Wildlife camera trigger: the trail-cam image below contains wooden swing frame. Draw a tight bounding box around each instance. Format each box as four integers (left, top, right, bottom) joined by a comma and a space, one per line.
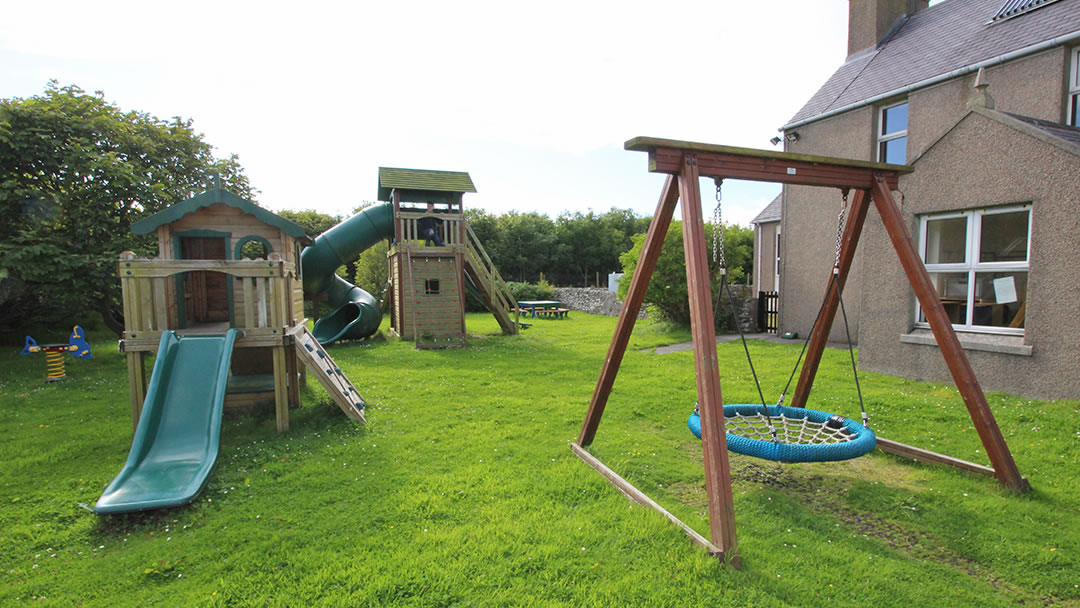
572, 137, 1029, 567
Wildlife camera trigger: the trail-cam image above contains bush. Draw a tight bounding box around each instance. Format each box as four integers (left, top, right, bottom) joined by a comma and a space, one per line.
507, 280, 555, 302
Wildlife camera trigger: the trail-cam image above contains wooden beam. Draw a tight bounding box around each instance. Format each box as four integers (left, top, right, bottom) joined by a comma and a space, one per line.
272, 345, 289, 433
869, 176, 1028, 492
570, 443, 726, 559
678, 153, 739, 564
126, 352, 148, 433
577, 175, 679, 446
790, 188, 871, 408
649, 147, 901, 190
876, 437, 999, 479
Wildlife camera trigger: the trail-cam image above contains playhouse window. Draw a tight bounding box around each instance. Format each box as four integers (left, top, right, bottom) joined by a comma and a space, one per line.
917, 205, 1030, 334
425, 279, 440, 295
236, 236, 273, 260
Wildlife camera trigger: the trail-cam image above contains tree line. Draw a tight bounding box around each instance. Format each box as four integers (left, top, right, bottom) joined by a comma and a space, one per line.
0, 83, 756, 338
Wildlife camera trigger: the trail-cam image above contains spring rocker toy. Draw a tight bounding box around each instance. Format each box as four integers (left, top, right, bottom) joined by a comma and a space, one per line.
21, 325, 93, 382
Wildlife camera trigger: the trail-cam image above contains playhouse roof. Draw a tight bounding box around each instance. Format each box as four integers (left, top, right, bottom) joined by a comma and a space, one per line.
130, 187, 308, 238
377, 167, 476, 202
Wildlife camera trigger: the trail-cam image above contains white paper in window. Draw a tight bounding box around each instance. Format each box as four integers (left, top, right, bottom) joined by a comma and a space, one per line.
993, 276, 1017, 304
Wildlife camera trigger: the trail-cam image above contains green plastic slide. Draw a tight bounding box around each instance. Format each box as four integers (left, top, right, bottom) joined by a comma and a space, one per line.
94, 330, 238, 514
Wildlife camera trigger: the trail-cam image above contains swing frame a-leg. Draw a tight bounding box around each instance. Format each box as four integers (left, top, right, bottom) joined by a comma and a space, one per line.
572, 137, 1029, 567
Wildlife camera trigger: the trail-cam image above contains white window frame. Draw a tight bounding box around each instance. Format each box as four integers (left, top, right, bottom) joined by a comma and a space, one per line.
916, 205, 1031, 336
877, 101, 908, 164
1068, 47, 1080, 127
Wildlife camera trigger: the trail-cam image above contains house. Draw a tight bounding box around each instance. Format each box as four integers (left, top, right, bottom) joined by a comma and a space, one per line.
775, 0, 1080, 400
750, 194, 782, 297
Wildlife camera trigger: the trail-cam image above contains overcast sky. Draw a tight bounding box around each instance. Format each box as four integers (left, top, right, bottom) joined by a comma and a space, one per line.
1, 0, 850, 226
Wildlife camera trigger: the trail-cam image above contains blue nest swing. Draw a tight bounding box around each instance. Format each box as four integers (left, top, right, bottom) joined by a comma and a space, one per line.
688, 404, 876, 463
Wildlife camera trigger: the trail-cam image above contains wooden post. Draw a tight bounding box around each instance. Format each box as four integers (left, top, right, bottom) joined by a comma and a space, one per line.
272, 345, 289, 432
577, 175, 679, 446
869, 176, 1027, 491
126, 352, 148, 432
285, 344, 300, 409
790, 188, 871, 408
678, 153, 739, 564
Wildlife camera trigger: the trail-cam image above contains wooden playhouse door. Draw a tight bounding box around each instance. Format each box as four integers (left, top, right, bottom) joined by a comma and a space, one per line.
180, 237, 229, 324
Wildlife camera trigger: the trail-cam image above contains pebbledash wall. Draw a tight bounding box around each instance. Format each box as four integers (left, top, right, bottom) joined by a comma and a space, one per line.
780, 46, 1079, 399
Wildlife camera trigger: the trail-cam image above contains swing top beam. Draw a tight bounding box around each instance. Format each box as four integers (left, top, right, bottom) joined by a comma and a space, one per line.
625, 136, 911, 190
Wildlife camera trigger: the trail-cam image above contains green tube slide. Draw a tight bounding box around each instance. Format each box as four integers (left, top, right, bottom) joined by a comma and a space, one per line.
301, 202, 395, 344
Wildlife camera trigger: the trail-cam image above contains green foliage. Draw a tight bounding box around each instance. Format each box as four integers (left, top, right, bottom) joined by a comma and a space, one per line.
618, 221, 754, 325
465, 207, 649, 286
0, 82, 252, 336
506, 279, 555, 302
276, 209, 341, 238
353, 239, 390, 305
1, 320, 1077, 606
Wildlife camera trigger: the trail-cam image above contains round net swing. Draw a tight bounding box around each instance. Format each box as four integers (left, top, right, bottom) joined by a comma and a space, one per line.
688, 404, 876, 463
688, 182, 876, 464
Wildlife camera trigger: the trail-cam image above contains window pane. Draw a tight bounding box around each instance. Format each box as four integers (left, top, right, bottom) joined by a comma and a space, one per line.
979, 210, 1028, 262
882, 104, 908, 135
1070, 94, 1078, 127
879, 136, 907, 164
920, 271, 969, 324
972, 271, 1026, 328
925, 217, 967, 264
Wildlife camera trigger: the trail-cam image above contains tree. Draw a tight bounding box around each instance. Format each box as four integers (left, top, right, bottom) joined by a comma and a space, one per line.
0, 82, 252, 336
276, 209, 341, 238
618, 220, 753, 325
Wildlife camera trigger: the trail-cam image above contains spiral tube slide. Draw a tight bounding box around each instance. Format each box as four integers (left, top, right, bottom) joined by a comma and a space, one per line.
301, 202, 395, 344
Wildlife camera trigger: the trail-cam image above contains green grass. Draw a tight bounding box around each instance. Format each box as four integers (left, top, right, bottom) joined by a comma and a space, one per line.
1, 313, 1077, 606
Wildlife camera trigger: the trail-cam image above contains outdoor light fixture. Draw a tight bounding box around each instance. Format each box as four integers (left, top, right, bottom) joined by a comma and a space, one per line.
786, 131, 800, 142
769, 136, 782, 146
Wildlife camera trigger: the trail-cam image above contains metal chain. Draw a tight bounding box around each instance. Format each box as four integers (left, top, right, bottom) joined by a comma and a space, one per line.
833, 188, 849, 271
713, 180, 726, 273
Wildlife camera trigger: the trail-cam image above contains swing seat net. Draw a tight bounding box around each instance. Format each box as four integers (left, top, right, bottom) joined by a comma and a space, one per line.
688, 404, 877, 463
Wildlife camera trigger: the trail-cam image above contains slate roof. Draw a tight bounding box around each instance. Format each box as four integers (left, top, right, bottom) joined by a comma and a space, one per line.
1003, 112, 1080, 149
377, 167, 476, 202
751, 194, 782, 224
786, 0, 1080, 127
130, 187, 308, 237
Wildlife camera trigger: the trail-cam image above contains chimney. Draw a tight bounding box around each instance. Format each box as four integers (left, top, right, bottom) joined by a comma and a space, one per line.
848, 0, 929, 57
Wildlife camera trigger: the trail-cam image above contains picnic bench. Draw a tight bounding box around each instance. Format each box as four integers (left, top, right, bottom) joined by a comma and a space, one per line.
516, 300, 570, 319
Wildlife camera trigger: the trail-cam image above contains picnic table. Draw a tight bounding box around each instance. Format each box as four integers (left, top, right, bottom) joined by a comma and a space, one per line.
517, 300, 569, 319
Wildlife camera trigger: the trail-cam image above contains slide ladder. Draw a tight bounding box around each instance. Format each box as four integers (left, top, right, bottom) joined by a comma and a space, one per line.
463, 221, 519, 334
290, 325, 367, 423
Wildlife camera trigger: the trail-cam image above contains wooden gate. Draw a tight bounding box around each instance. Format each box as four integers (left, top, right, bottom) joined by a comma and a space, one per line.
757, 290, 778, 333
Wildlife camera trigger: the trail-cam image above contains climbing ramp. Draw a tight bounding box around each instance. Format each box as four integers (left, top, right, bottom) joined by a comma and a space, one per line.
290, 325, 367, 423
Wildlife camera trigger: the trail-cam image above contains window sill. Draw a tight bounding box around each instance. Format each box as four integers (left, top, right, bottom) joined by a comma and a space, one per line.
899, 329, 1032, 356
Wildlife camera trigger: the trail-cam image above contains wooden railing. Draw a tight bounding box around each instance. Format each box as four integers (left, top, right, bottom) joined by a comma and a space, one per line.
397, 212, 464, 247
117, 251, 296, 347
464, 222, 517, 328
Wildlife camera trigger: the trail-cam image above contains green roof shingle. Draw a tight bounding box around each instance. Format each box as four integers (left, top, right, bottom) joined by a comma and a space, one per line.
130, 187, 308, 238
377, 167, 476, 202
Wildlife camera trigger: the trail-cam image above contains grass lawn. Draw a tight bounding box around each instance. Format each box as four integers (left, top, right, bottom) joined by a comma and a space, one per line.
1, 312, 1077, 607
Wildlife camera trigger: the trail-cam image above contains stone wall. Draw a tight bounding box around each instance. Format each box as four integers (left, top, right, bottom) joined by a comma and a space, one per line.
554, 286, 759, 330
553, 287, 645, 318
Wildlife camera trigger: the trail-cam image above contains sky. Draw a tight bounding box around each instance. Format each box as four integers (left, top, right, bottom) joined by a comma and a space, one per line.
0, 0, 850, 227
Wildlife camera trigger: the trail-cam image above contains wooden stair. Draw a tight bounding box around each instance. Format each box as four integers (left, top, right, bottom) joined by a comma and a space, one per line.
463, 222, 519, 335
289, 325, 367, 423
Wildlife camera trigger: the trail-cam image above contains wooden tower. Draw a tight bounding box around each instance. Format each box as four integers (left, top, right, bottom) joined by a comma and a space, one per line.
380, 168, 518, 349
